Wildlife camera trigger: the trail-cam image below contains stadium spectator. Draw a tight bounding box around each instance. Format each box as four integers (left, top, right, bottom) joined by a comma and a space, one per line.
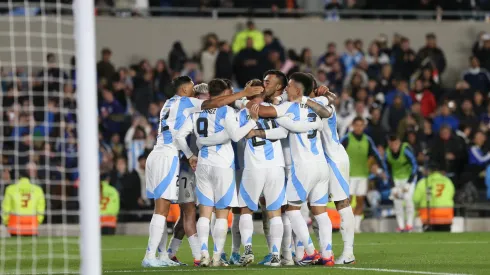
456, 100, 480, 133
385, 79, 412, 108
392, 37, 416, 81
340, 39, 363, 75
365, 106, 387, 146
462, 56, 490, 93
232, 20, 265, 54
201, 40, 219, 83
132, 70, 154, 117
168, 41, 188, 73
416, 33, 447, 75
233, 37, 266, 87
381, 95, 407, 133
410, 79, 437, 118
378, 64, 395, 94
429, 125, 468, 182
215, 41, 233, 80
473, 91, 487, 116
97, 48, 116, 82
317, 42, 338, 66
480, 102, 490, 129
475, 33, 490, 72
365, 41, 390, 79
262, 29, 285, 63
99, 89, 126, 138
124, 117, 152, 172
153, 60, 172, 100
327, 60, 345, 93
121, 152, 151, 211
444, 80, 472, 103
433, 104, 460, 132
299, 47, 314, 74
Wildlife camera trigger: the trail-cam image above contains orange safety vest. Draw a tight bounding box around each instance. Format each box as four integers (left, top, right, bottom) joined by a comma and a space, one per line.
100, 215, 117, 228
418, 208, 454, 225
326, 209, 341, 230
8, 215, 39, 236
167, 204, 181, 223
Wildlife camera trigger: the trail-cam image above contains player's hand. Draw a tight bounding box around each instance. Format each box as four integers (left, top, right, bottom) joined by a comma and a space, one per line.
188, 155, 198, 171
316, 85, 330, 96
244, 83, 263, 97
249, 104, 259, 121
246, 130, 256, 139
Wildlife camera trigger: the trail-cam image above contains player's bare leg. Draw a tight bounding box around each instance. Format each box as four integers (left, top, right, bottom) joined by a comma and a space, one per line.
196, 205, 214, 267
230, 207, 242, 265
334, 198, 356, 265
352, 195, 365, 233
211, 208, 231, 267
143, 198, 177, 267
310, 205, 334, 266
286, 204, 320, 265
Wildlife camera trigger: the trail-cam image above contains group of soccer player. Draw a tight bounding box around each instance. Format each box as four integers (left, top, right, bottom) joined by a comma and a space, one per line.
141, 70, 358, 268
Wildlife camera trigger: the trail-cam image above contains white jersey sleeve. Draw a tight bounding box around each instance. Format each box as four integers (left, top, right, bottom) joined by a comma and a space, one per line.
175, 116, 194, 159
224, 107, 256, 142
275, 116, 323, 133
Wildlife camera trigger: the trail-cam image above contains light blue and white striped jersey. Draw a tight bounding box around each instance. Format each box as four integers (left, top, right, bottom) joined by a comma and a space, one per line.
273, 100, 326, 164
127, 140, 146, 172
310, 98, 350, 162
179, 105, 256, 169
156, 95, 204, 151
238, 103, 287, 169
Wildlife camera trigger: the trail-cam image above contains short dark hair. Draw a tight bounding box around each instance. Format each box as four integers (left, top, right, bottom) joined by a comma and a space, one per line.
221, 78, 233, 90
208, 79, 228, 97
246, 79, 263, 87
387, 133, 399, 142
426, 33, 436, 39
289, 72, 313, 96
306, 73, 318, 92
352, 116, 365, 124
102, 48, 112, 55
263, 29, 273, 36
47, 53, 55, 63
263, 70, 288, 90
172, 76, 193, 93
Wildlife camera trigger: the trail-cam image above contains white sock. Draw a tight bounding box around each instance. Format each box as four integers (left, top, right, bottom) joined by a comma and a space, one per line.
212, 218, 228, 258
166, 237, 182, 259
405, 198, 415, 228
295, 236, 304, 260
393, 199, 405, 229
287, 210, 315, 255
145, 214, 166, 260
314, 212, 333, 258
339, 206, 354, 255
210, 212, 216, 236
157, 222, 169, 259
197, 217, 210, 257
354, 215, 362, 232
231, 213, 241, 254
239, 213, 253, 247
188, 234, 201, 261
281, 214, 293, 260
269, 216, 283, 256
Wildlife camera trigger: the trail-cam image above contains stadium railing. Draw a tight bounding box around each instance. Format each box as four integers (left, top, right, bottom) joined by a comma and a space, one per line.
2, 4, 490, 21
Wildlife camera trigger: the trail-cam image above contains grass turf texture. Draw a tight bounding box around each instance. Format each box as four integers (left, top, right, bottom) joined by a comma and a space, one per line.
2, 232, 490, 274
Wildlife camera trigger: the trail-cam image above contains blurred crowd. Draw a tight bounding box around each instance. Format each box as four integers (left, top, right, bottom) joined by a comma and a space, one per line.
1, 20, 490, 221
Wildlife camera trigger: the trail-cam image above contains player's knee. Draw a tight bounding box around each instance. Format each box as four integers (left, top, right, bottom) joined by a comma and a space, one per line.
240, 207, 253, 215
335, 198, 350, 210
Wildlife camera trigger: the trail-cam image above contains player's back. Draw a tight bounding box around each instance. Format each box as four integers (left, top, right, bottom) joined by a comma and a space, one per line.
238, 107, 285, 169
274, 101, 325, 164
155, 95, 202, 151
190, 105, 235, 169
317, 104, 349, 162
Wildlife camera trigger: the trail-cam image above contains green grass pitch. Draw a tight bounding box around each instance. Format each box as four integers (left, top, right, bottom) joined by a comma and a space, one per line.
2, 232, 490, 274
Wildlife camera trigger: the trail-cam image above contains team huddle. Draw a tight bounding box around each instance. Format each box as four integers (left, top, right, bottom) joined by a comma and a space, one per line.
141, 71, 356, 268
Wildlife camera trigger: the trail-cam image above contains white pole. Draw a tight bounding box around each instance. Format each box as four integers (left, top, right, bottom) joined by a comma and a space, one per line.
74, 0, 101, 275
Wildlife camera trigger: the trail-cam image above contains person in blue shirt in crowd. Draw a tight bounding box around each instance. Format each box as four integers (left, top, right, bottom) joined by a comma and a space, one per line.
433, 104, 460, 132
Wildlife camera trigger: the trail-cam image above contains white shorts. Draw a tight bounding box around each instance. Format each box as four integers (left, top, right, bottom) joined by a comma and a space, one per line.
350, 177, 368, 196
287, 161, 329, 206
195, 164, 238, 209
327, 157, 350, 202
177, 165, 196, 204
393, 179, 415, 200
239, 167, 286, 211
145, 150, 180, 201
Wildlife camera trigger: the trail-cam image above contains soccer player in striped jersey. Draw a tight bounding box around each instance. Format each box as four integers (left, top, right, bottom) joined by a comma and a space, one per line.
142, 76, 262, 268
175, 79, 260, 267
246, 72, 331, 265
277, 81, 357, 265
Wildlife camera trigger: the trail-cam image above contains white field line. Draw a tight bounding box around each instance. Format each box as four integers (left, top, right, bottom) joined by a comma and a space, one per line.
3, 266, 472, 275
